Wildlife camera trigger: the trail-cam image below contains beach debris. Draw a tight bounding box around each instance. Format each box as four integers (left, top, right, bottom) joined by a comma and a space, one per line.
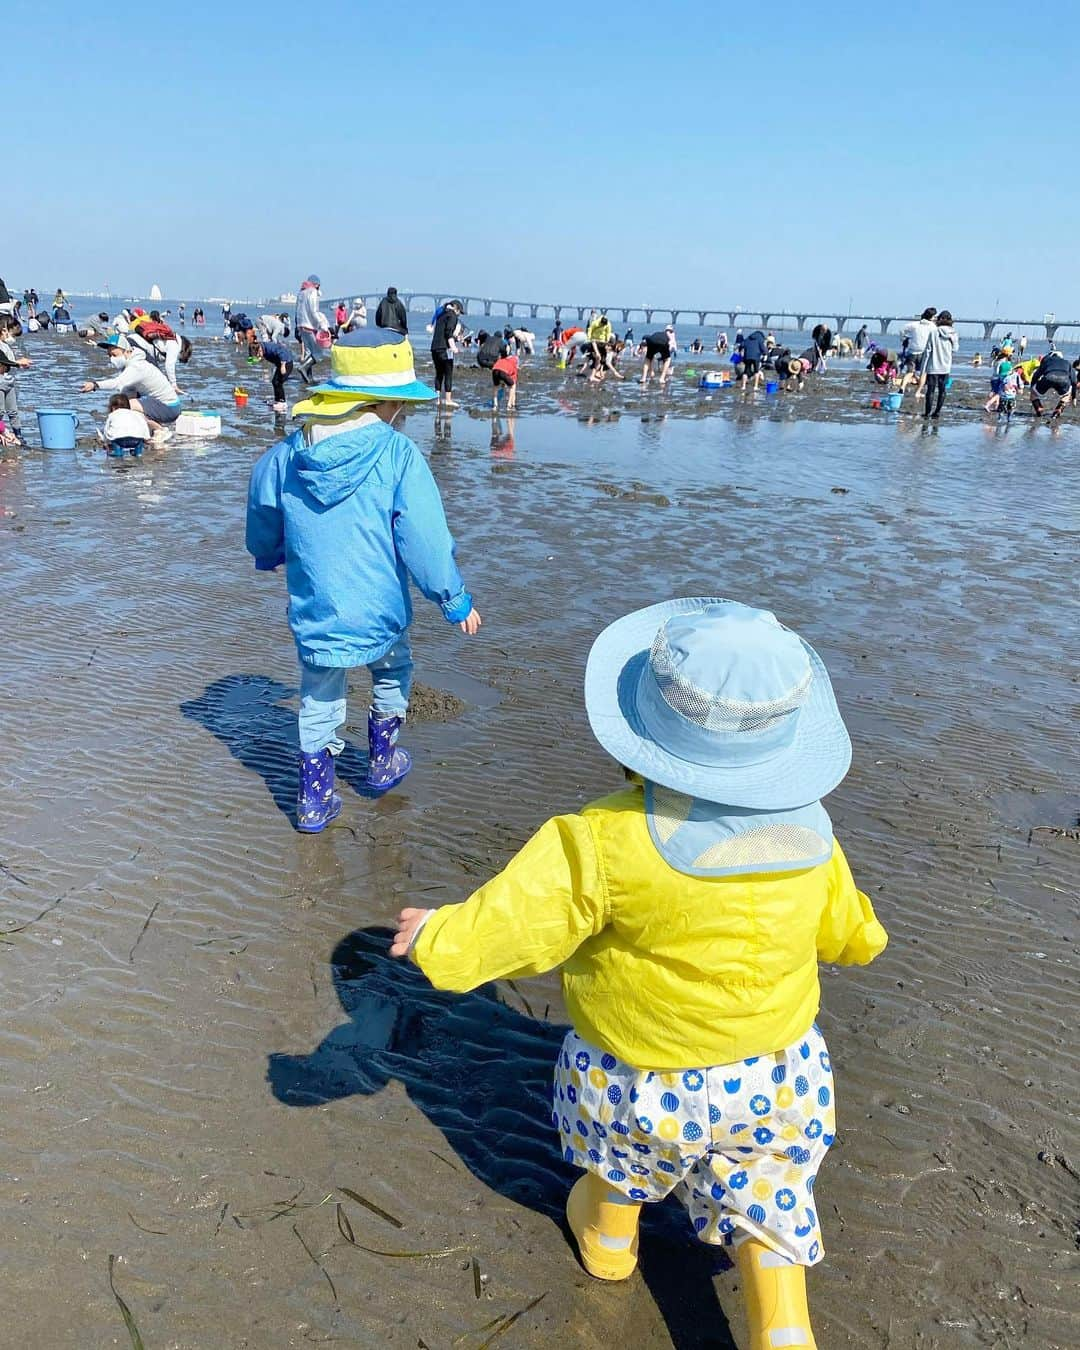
477, 1292, 548, 1347
429, 1149, 459, 1173
3, 886, 73, 935
108, 1255, 146, 1350
472, 1256, 483, 1299
335, 1204, 464, 1259
451, 1314, 505, 1346
0, 859, 31, 887
1038, 1150, 1080, 1182
128, 899, 161, 962
504, 978, 535, 1019
292, 1223, 338, 1306
234, 1188, 333, 1228
830, 486, 850, 494
336, 1203, 356, 1245
1028, 825, 1080, 844
127, 1211, 169, 1235
338, 1186, 404, 1229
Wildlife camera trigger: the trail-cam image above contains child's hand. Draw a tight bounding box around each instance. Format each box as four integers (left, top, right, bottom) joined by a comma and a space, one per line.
79, 382, 95, 393
459, 608, 482, 636
17, 358, 31, 369
390, 907, 433, 958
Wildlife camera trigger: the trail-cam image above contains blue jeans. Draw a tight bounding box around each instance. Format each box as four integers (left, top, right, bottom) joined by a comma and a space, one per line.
298, 328, 323, 366
298, 640, 413, 755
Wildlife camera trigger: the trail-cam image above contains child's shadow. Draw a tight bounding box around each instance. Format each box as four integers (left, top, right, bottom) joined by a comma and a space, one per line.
268, 927, 736, 1350
180, 674, 373, 823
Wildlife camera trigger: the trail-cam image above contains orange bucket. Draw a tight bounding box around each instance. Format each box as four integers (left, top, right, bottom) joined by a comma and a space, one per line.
233, 387, 249, 408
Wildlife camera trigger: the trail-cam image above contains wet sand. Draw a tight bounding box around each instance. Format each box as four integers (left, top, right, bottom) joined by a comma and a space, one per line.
1, 334, 1078, 1348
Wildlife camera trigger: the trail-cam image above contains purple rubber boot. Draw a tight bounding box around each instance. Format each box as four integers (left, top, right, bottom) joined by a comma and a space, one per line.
366, 712, 412, 793
296, 749, 342, 833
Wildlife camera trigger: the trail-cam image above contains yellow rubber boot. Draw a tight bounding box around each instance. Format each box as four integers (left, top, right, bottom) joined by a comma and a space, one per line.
565, 1172, 642, 1281
735, 1239, 817, 1349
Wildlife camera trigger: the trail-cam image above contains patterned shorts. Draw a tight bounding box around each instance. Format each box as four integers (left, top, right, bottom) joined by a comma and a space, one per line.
552, 1025, 836, 1265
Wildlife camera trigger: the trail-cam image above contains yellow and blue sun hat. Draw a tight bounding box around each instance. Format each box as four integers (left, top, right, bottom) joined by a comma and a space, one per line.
292, 329, 435, 418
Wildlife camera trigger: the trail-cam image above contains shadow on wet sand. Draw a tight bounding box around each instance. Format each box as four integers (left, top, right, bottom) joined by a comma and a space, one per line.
268, 927, 737, 1350
180, 673, 374, 823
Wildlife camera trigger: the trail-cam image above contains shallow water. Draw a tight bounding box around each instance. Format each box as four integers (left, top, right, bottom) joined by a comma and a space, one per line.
1, 334, 1078, 1348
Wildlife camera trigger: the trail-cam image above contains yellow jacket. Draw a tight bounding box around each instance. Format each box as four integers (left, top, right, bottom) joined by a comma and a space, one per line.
412, 787, 888, 1071
587, 318, 613, 344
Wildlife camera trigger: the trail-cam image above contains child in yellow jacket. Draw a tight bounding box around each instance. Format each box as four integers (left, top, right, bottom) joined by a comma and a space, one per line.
392, 599, 887, 1350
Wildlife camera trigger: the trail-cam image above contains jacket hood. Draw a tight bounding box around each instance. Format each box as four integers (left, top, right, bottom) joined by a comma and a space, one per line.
293, 422, 394, 507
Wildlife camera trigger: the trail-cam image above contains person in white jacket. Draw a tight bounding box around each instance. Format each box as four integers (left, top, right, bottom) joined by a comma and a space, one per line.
898, 307, 937, 393
79, 336, 183, 431
294, 275, 330, 383
921, 311, 960, 419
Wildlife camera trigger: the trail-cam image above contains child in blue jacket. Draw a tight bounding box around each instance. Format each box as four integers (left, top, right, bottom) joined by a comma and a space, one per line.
245, 330, 481, 831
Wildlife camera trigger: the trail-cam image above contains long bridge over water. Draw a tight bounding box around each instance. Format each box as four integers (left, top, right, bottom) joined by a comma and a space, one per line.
348, 292, 1076, 342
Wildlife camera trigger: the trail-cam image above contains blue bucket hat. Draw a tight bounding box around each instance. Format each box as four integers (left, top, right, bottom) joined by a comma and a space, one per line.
584, 598, 851, 811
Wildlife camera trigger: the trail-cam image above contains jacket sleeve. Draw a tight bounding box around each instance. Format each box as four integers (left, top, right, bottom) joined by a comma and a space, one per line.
816, 841, 888, 966
93, 363, 140, 394
245, 443, 287, 571
411, 814, 608, 992
391, 441, 472, 621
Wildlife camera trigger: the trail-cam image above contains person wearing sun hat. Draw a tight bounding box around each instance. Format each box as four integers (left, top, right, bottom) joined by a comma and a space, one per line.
391, 598, 887, 1349
245, 329, 482, 832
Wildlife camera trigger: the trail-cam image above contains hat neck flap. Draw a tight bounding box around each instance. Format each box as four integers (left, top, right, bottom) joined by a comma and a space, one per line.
644, 781, 833, 878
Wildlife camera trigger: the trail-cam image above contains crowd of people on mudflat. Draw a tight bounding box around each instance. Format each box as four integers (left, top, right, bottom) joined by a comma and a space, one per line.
865, 307, 1078, 420
2, 270, 1078, 448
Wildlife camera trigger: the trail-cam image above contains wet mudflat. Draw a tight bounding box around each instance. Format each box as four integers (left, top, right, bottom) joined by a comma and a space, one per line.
1, 335, 1078, 1348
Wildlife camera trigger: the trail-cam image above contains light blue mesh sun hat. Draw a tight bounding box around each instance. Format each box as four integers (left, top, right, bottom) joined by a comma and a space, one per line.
585, 599, 851, 875
584, 598, 851, 812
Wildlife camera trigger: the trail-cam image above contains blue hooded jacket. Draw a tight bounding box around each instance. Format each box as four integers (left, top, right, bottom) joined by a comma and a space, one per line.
245, 422, 472, 667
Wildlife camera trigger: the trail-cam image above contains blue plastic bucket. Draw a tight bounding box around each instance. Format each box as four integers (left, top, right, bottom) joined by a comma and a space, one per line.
883, 391, 903, 411
699, 373, 723, 389
765, 380, 779, 394
36, 409, 79, 449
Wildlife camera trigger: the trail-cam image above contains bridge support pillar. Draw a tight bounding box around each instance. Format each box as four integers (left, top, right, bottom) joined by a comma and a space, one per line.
697, 311, 707, 325
553, 306, 562, 323
878, 317, 892, 334
576, 307, 586, 322
620, 309, 630, 323
483, 300, 492, 316
507, 303, 516, 318
529, 304, 539, 319
982, 321, 995, 340
671, 310, 681, 325
728, 312, 738, 327
761, 314, 771, 330
1045, 322, 1059, 343
834, 317, 846, 333
795, 315, 807, 331
645, 309, 654, 323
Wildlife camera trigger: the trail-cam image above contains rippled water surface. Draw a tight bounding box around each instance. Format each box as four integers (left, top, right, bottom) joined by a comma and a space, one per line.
1, 333, 1077, 1348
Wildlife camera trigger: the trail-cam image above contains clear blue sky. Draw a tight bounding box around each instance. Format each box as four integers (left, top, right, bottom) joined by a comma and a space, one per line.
6, 1, 1075, 316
